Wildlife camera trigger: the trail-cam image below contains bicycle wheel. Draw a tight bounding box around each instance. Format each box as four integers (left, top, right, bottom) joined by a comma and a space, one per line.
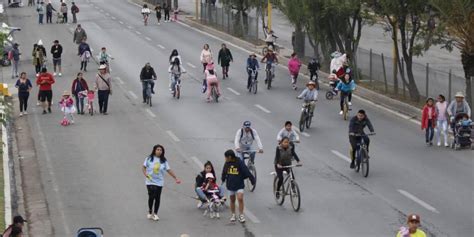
325, 91, 333, 100
176, 85, 180, 99
148, 95, 152, 107
343, 100, 348, 120
306, 112, 312, 129
273, 176, 285, 205
355, 149, 361, 173
248, 80, 253, 93
252, 80, 258, 94
246, 161, 257, 192
360, 148, 369, 177
267, 71, 272, 89
299, 111, 306, 132
212, 87, 219, 103
289, 180, 301, 212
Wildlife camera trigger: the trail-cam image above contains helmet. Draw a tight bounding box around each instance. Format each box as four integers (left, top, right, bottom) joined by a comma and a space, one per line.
205, 173, 215, 179
243, 121, 251, 128
206, 63, 214, 70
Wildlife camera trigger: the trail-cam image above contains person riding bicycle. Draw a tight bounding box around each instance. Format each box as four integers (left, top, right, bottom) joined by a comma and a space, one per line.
141, 4, 151, 24
168, 58, 183, 93
261, 49, 278, 84
349, 110, 375, 169
335, 72, 356, 115
205, 63, 221, 102
297, 81, 318, 116
277, 121, 300, 158
139, 63, 157, 103
234, 121, 263, 162
246, 53, 260, 89
264, 29, 277, 49
274, 137, 301, 199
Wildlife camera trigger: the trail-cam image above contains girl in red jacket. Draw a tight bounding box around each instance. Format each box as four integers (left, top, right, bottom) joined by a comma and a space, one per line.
421, 98, 437, 146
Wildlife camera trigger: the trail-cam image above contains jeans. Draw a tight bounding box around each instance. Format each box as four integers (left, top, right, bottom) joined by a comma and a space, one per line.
74, 95, 84, 114
38, 14, 44, 24
349, 135, 370, 162
97, 90, 110, 113
340, 91, 351, 110
18, 92, 29, 112
11, 60, 18, 78
141, 80, 155, 101
46, 12, 52, 23
72, 13, 77, 23
425, 119, 435, 143
247, 70, 258, 88
195, 186, 225, 202
436, 120, 448, 144
147, 185, 163, 214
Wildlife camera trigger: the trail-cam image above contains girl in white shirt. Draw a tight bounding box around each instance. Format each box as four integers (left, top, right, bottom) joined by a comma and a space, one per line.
435, 94, 449, 147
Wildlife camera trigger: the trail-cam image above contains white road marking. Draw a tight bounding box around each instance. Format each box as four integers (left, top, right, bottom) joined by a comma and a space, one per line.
145, 109, 156, 118
119, 21, 124, 25
127, 25, 133, 29
190, 156, 204, 170
135, 31, 142, 35
105, 13, 110, 16
186, 62, 196, 68
2, 125, 12, 226
301, 132, 310, 137
99, 9, 104, 12
398, 189, 439, 213
157, 44, 165, 49
331, 150, 351, 163
111, 16, 116, 20
227, 87, 240, 95
128, 91, 138, 99
255, 104, 271, 113
145, 37, 152, 41
115, 77, 124, 85
94, 6, 99, 9
166, 130, 181, 142
244, 208, 261, 224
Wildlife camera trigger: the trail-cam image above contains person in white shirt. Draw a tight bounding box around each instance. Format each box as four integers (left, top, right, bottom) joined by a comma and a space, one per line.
234, 121, 263, 162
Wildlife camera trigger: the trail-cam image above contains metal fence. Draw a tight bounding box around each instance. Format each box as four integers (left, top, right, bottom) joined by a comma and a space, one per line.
200, 3, 259, 44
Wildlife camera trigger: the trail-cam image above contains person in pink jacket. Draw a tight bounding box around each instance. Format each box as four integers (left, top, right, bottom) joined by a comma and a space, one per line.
288, 53, 302, 90
205, 63, 220, 102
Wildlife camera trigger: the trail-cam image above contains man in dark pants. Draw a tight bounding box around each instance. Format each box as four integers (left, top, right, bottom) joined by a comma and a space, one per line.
163, 3, 170, 22
36, 67, 55, 114
348, 110, 375, 169
95, 64, 112, 115
140, 63, 157, 103
45, 2, 56, 24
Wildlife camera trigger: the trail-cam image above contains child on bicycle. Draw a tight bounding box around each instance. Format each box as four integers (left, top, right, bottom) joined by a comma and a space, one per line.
168, 58, 183, 92
297, 81, 318, 116
205, 63, 220, 102
59, 91, 75, 125
274, 137, 301, 198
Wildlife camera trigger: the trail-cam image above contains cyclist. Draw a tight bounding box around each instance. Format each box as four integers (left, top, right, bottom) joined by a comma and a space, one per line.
274, 137, 301, 198
335, 72, 356, 115
264, 29, 276, 49
139, 63, 157, 103
261, 48, 278, 84
168, 58, 183, 94
246, 53, 259, 89
308, 58, 321, 88
234, 121, 263, 162
276, 121, 300, 157
205, 63, 220, 102
348, 110, 375, 169
297, 81, 318, 116
141, 4, 151, 25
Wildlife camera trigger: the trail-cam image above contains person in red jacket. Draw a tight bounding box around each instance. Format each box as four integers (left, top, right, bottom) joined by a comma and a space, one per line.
421, 98, 437, 146
36, 67, 55, 114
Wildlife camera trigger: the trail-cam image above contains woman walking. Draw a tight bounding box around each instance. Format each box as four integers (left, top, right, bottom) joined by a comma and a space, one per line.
200, 44, 213, 72
154, 4, 162, 25
71, 72, 89, 115
15, 72, 32, 117
217, 43, 233, 79
95, 64, 112, 115
421, 98, 437, 146
194, 161, 225, 207
142, 144, 181, 221
435, 94, 449, 147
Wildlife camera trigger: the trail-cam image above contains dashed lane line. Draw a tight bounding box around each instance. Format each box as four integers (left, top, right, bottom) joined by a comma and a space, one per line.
330, 150, 351, 163
157, 44, 165, 49
186, 62, 196, 68
166, 130, 181, 142
398, 189, 440, 214
227, 87, 240, 96
255, 104, 271, 114
145, 109, 156, 118
145, 37, 152, 41
128, 91, 138, 99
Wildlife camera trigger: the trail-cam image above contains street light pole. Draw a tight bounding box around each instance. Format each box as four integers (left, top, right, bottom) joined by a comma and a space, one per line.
267, 0, 272, 31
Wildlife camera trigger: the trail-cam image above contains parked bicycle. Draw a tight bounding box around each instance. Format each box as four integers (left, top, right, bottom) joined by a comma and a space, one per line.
241, 150, 257, 192
248, 68, 258, 94
272, 164, 302, 212
351, 133, 375, 177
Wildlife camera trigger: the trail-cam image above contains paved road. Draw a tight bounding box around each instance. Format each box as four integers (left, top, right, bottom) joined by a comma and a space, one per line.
6, 0, 473, 236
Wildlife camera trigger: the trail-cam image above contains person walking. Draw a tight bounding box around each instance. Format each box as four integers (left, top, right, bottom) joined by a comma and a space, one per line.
36, 67, 55, 114
45, 1, 56, 24
60, 2, 68, 23
32, 40, 47, 76
200, 44, 213, 72
50, 40, 63, 76
154, 4, 162, 25
71, 2, 79, 23
36, 2, 45, 24
435, 94, 449, 147
396, 214, 426, 237
15, 72, 33, 117
142, 144, 181, 221
307, 57, 321, 88
95, 64, 112, 115
9, 43, 20, 78
221, 149, 255, 223
421, 98, 437, 146
78, 39, 91, 72
288, 52, 302, 90
163, 3, 170, 22
194, 161, 226, 207
73, 24, 87, 44
71, 72, 89, 115
2, 215, 27, 237
217, 43, 233, 79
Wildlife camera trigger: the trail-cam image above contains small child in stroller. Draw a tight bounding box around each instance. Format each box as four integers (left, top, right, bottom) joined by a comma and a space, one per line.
452, 113, 473, 149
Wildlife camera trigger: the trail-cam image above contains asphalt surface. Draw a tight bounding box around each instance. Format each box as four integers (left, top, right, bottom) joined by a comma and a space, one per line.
5, 0, 473, 236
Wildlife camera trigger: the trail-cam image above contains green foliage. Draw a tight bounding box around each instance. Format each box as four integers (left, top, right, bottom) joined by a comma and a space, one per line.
0, 32, 7, 54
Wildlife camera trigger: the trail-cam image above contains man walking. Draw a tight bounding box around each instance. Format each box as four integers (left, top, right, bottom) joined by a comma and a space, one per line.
163, 3, 170, 22
73, 24, 87, 44
71, 2, 79, 23
95, 65, 112, 115
50, 40, 63, 76
45, 1, 56, 24
36, 1, 45, 24
9, 43, 20, 78
36, 67, 55, 114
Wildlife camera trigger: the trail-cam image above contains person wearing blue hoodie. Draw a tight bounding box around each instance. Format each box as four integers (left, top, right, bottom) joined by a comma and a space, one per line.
336, 72, 356, 115
221, 149, 255, 223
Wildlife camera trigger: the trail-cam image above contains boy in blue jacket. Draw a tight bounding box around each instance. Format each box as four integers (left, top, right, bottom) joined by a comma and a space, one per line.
221, 149, 255, 223
336, 73, 356, 115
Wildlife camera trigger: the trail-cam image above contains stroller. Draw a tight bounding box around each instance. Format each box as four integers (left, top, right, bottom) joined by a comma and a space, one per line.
202, 189, 223, 219
325, 72, 340, 100
452, 113, 473, 150
56, 12, 64, 24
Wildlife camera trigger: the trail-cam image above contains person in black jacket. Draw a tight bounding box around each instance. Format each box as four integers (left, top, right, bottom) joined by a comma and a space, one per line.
139, 63, 157, 103
221, 149, 255, 223
163, 3, 170, 22
51, 40, 63, 76
348, 110, 375, 169
194, 161, 225, 207
45, 2, 56, 24
307, 58, 321, 85
274, 137, 301, 198
217, 43, 233, 79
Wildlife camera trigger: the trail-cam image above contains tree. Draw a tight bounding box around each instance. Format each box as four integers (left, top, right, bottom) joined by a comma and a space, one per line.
430, 0, 474, 112
220, 0, 264, 38
274, 0, 309, 57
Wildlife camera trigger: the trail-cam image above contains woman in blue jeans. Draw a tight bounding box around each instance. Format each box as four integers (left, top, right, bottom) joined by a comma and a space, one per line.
71, 72, 89, 114
195, 161, 225, 207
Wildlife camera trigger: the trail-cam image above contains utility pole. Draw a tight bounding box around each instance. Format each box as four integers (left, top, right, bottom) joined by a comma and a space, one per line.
267, 0, 272, 31
195, 0, 199, 20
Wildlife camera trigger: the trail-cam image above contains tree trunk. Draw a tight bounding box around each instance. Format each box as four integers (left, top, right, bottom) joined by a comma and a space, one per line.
461, 50, 474, 117
294, 22, 305, 57
404, 58, 420, 102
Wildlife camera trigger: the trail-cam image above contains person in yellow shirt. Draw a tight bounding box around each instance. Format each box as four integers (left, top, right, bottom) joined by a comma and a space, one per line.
396, 214, 427, 237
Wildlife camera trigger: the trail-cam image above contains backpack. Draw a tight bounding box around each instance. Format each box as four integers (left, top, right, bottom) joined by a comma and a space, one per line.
75, 6, 80, 13
239, 128, 254, 140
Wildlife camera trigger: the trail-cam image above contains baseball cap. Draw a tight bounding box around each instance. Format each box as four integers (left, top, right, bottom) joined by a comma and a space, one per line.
13, 215, 27, 224
407, 214, 420, 222
243, 121, 251, 128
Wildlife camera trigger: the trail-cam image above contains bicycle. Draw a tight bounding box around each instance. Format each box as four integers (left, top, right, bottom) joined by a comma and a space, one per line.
351, 133, 375, 178
142, 79, 154, 107
298, 100, 314, 132
247, 68, 258, 94
171, 72, 183, 99
272, 163, 302, 212
265, 63, 275, 90
341, 92, 351, 120
143, 14, 149, 26
210, 82, 219, 103
262, 27, 280, 55
240, 150, 257, 192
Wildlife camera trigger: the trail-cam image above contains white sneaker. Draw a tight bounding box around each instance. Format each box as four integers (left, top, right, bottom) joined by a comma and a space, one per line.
348, 102, 352, 106
53, 72, 57, 76
230, 213, 236, 222
238, 214, 246, 223
339, 111, 343, 115
210, 212, 215, 219
36, 73, 39, 76
58, 73, 62, 77
444, 143, 449, 147
19, 112, 23, 117
437, 142, 441, 146
152, 214, 160, 221
23, 111, 28, 115
215, 212, 220, 219
147, 213, 153, 219
70, 120, 75, 124
197, 201, 205, 209
36, 102, 40, 106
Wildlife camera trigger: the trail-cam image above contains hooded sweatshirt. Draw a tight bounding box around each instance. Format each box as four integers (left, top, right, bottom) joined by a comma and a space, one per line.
221, 158, 255, 191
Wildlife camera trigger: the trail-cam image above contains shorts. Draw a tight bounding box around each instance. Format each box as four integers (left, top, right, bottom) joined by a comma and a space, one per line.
39, 90, 52, 102
53, 58, 61, 66
228, 189, 244, 196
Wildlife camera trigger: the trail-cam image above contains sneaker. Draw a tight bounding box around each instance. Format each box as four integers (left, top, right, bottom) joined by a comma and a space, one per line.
53, 72, 57, 76
23, 111, 28, 115
19, 112, 23, 117
444, 143, 449, 147
230, 213, 236, 222
216, 212, 220, 219
437, 142, 441, 147
152, 214, 159, 221
42, 110, 47, 114
350, 161, 355, 169
426, 142, 430, 146
348, 102, 352, 106
429, 142, 433, 146
339, 111, 343, 115
197, 201, 205, 209
275, 190, 281, 199
210, 212, 215, 219
238, 214, 246, 223
147, 213, 153, 219
48, 108, 52, 113
59, 73, 62, 77
70, 120, 75, 124
37, 102, 40, 106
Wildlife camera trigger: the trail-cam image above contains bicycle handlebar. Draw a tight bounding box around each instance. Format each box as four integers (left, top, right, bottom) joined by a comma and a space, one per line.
279, 164, 302, 168
349, 133, 376, 137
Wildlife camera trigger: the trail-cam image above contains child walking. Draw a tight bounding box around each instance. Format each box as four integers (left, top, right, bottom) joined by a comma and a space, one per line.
435, 94, 449, 147
421, 98, 437, 146
59, 91, 76, 125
